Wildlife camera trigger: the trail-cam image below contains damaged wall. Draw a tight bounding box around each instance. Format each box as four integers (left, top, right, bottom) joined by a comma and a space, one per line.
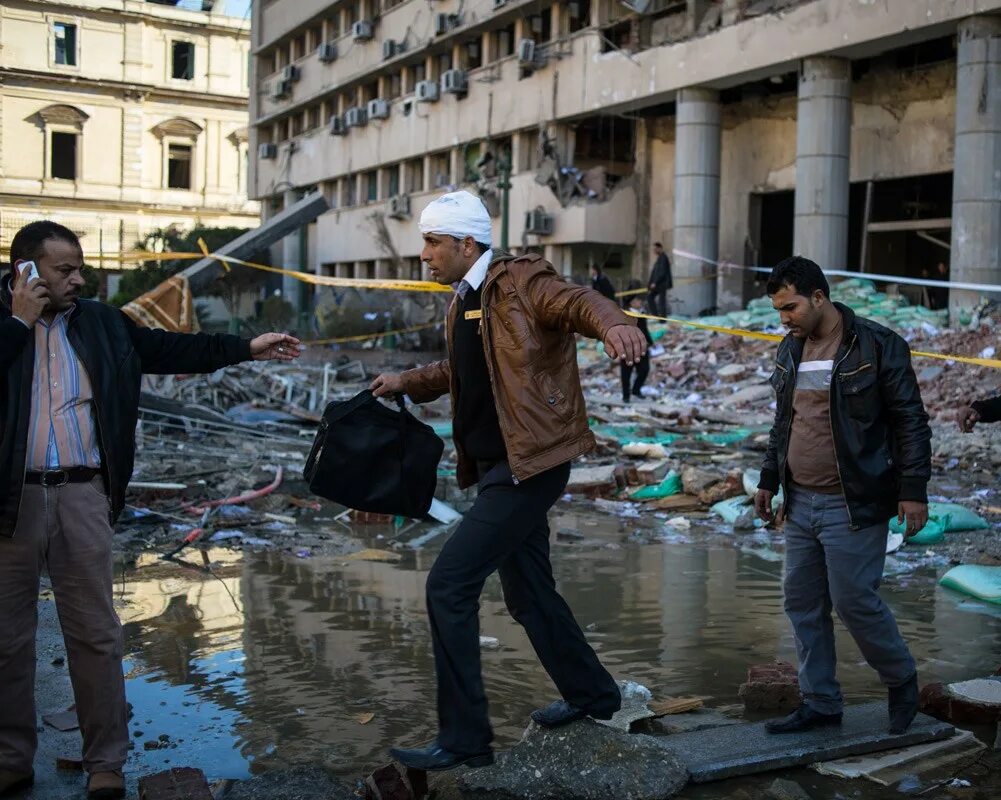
643, 59, 957, 312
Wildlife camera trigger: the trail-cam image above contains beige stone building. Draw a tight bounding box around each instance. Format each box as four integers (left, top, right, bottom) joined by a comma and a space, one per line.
250, 0, 1000, 315
0, 0, 259, 270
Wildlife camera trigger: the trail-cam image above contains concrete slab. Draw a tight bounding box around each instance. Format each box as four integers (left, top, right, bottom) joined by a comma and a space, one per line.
660, 702, 955, 783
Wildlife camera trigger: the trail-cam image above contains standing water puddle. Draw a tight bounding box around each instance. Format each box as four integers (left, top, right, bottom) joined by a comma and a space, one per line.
117, 506, 1001, 782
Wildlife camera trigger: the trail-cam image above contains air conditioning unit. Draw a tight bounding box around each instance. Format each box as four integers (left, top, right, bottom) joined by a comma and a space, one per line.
317, 41, 338, 62
352, 20, 374, 41
441, 68, 467, 95
524, 208, 554, 235
382, 39, 405, 60
517, 38, 536, 66
367, 98, 390, 120
270, 78, 291, 100
415, 79, 440, 103
258, 142, 277, 159
388, 194, 411, 219
328, 115, 346, 136
280, 64, 300, 83
344, 106, 368, 128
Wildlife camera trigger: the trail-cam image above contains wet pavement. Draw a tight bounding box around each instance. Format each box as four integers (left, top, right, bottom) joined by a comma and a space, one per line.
26, 504, 1001, 798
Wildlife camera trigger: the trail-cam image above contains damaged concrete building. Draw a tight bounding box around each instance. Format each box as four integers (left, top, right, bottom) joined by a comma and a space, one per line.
249, 0, 1001, 317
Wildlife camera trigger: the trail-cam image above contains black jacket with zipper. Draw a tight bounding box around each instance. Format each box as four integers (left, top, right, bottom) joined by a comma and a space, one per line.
757, 303, 931, 530
0, 275, 251, 538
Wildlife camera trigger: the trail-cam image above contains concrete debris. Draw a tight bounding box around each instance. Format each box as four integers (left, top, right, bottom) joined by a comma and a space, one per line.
138, 767, 213, 800
215, 766, 356, 800
921, 677, 1001, 725
812, 728, 984, 786
453, 720, 689, 800
765, 777, 813, 800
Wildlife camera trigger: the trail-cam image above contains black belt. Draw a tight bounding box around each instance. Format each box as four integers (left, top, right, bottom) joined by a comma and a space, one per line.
24, 468, 102, 488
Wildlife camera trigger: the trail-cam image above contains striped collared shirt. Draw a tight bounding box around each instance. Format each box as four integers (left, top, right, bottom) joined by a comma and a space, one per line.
27, 308, 102, 470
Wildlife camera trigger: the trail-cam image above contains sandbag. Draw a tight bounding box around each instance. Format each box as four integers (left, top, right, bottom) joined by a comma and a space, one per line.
631, 471, 682, 500
890, 514, 950, 545
889, 502, 989, 542
939, 565, 1001, 605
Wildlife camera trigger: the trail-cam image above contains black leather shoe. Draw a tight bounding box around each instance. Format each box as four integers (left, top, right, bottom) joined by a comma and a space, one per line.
889, 674, 919, 734
764, 704, 843, 734
531, 700, 591, 727
389, 740, 493, 772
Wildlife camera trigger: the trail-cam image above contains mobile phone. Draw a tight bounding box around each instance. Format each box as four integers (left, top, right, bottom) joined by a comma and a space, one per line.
16, 261, 40, 283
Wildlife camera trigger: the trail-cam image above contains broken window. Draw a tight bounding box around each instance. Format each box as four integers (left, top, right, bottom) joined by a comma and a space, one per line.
413, 63, 426, 84
53, 22, 77, 66
343, 176, 356, 207
166, 143, 192, 189
494, 25, 515, 60
529, 13, 552, 42
436, 52, 453, 79
465, 39, 483, 70
387, 72, 402, 100
429, 152, 451, 188
364, 170, 378, 203
50, 131, 78, 180
172, 41, 195, 80
404, 158, 424, 193
519, 128, 541, 172
568, 0, 591, 33
306, 106, 321, 130
385, 165, 400, 198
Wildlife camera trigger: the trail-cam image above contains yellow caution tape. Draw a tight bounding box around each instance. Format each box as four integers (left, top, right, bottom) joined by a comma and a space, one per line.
626, 311, 1001, 369
305, 320, 443, 345
47, 246, 1001, 369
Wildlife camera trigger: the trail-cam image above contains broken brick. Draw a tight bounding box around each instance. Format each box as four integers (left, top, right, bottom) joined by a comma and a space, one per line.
739, 662, 801, 712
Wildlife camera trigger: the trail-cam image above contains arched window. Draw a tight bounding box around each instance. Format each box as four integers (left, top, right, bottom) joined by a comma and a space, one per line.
37, 104, 89, 182
151, 118, 202, 191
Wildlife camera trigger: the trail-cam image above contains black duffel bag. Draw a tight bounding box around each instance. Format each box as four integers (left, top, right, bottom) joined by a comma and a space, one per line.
304, 390, 445, 518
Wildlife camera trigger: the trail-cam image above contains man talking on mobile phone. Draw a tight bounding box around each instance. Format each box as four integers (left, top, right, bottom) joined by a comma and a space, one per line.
0, 221, 301, 798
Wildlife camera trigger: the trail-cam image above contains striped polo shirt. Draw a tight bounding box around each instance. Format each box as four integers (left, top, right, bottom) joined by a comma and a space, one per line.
26, 308, 102, 470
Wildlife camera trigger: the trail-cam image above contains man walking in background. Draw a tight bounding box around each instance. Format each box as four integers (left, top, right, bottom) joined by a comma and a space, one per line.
371, 191, 646, 771
648, 242, 672, 317
0, 221, 301, 798
754, 256, 931, 737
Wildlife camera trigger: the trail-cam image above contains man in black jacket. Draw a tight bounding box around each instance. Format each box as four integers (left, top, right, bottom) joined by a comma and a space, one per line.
589, 264, 616, 302
0, 221, 300, 798
960, 395, 1001, 431
754, 256, 931, 738
647, 242, 672, 317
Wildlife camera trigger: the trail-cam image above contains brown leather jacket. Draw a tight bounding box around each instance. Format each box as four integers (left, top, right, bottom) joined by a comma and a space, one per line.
401, 252, 634, 488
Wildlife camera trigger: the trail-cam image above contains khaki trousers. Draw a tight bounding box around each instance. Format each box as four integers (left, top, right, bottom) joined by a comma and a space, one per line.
0, 477, 127, 774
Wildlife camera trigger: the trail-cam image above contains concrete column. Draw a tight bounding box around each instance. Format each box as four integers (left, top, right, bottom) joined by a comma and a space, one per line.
281, 189, 303, 310
794, 56, 851, 270
673, 87, 721, 316
950, 16, 1001, 316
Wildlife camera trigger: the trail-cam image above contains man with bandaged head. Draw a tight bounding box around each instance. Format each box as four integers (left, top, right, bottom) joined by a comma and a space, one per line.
372, 191, 647, 771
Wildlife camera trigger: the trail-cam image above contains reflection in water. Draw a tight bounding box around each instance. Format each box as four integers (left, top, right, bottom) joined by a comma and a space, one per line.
118, 509, 1001, 780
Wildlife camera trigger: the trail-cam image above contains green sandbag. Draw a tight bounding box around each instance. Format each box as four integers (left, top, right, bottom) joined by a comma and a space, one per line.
939, 565, 1001, 605
888, 504, 988, 540
631, 471, 682, 500
889, 514, 950, 545
712, 495, 753, 524
698, 429, 753, 446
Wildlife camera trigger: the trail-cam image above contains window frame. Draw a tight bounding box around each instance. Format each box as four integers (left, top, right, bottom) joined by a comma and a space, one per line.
170, 39, 197, 82
49, 17, 81, 71
165, 141, 195, 191
47, 128, 80, 182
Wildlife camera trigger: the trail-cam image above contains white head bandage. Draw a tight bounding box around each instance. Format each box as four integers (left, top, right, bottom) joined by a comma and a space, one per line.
418, 191, 493, 247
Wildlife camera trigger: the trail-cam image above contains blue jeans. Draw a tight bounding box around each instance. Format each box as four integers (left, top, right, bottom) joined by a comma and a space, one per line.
783, 485, 916, 715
